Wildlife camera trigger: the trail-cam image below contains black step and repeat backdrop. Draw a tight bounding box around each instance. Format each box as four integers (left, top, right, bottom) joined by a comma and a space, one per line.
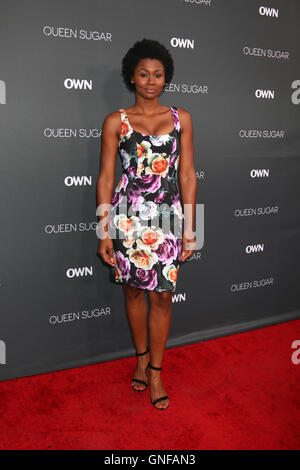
1, 0, 299, 381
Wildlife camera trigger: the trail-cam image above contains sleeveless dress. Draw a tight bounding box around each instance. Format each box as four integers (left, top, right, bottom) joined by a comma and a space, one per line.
109, 106, 185, 293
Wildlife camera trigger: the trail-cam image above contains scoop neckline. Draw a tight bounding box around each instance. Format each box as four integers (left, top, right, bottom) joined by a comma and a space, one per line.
122, 106, 175, 138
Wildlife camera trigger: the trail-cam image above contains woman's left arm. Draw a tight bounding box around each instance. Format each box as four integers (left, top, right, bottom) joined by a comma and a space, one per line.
178, 108, 197, 261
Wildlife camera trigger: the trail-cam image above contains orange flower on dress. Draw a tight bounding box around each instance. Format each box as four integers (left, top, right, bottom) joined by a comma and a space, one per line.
114, 214, 141, 235
163, 264, 178, 284
127, 247, 159, 270
169, 267, 178, 282
152, 157, 168, 175
120, 121, 130, 140
137, 227, 164, 251
145, 153, 169, 177
142, 229, 158, 245
136, 144, 144, 159
119, 218, 134, 233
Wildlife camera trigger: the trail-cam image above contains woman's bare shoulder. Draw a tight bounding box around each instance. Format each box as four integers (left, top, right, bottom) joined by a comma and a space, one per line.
103, 109, 122, 124
102, 110, 122, 136
176, 106, 191, 118
176, 106, 193, 131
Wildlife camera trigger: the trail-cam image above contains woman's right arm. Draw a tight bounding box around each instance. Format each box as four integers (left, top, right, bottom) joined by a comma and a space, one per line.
96, 111, 120, 266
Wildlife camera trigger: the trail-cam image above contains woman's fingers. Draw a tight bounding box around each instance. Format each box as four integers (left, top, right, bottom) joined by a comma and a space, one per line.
180, 238, 196, 261
108, 248, 117, 266
106, 248, 116, 266
180, 250, 192, 262
100, 247, 117, 266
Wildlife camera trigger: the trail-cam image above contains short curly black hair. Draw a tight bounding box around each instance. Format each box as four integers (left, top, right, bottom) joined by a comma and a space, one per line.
121, 38, 174, 94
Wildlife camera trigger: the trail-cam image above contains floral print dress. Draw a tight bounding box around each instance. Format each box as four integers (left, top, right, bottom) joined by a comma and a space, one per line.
109, 106, 185, 292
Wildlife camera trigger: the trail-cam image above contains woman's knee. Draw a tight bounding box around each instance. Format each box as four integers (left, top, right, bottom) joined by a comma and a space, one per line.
149, 291, 172, 310
123, 284, 145, 301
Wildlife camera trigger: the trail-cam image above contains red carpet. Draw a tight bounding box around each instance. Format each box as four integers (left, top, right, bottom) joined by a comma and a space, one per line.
0, 319, 299, 450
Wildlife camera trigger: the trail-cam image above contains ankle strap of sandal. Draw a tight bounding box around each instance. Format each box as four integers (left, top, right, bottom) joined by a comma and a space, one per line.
148, 362, 162, 371
136, 346, 149, 356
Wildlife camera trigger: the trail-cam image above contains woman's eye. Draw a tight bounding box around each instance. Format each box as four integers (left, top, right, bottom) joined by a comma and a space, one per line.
140, 74, 162, 78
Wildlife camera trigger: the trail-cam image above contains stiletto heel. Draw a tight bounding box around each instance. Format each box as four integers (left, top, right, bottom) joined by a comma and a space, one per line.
131, 346, 150, 392
146, 362, 169, 410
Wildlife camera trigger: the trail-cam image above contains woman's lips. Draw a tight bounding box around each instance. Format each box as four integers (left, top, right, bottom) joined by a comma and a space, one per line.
146, 88, 156, 93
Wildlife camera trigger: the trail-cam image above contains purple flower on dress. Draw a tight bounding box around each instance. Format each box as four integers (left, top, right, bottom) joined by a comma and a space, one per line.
171, 136, 177, 153
111, 191, 123, 209
172, 107, 181, 132
127, 166, 136, 179
115, 250, 131, 281
111, 172, 130, 208
134, 175, 161, 194
154, 189, 167, 204
127, 187, 144, 209
131, 267, 158, 290
177, 237, 182, 257
172, 190, 181, 206
153, 232, 178, 266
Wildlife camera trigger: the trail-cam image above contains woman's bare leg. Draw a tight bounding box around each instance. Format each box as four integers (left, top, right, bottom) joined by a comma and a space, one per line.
122, 284, 149, 390
147, 290, 172, 409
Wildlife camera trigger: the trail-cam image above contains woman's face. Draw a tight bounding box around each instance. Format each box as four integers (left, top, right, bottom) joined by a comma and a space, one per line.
131, 58, 165, 98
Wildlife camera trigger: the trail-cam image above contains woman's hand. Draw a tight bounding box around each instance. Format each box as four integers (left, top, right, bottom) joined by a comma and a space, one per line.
98, 237, 117, 267
180, 232, 196, 262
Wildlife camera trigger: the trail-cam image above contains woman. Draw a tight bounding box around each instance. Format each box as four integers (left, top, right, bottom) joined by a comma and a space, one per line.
97, 39, 197, 410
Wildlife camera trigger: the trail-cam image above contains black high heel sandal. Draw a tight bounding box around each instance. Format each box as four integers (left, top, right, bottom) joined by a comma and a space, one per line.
131, 346, 150, 392
146, 362, 169, 410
